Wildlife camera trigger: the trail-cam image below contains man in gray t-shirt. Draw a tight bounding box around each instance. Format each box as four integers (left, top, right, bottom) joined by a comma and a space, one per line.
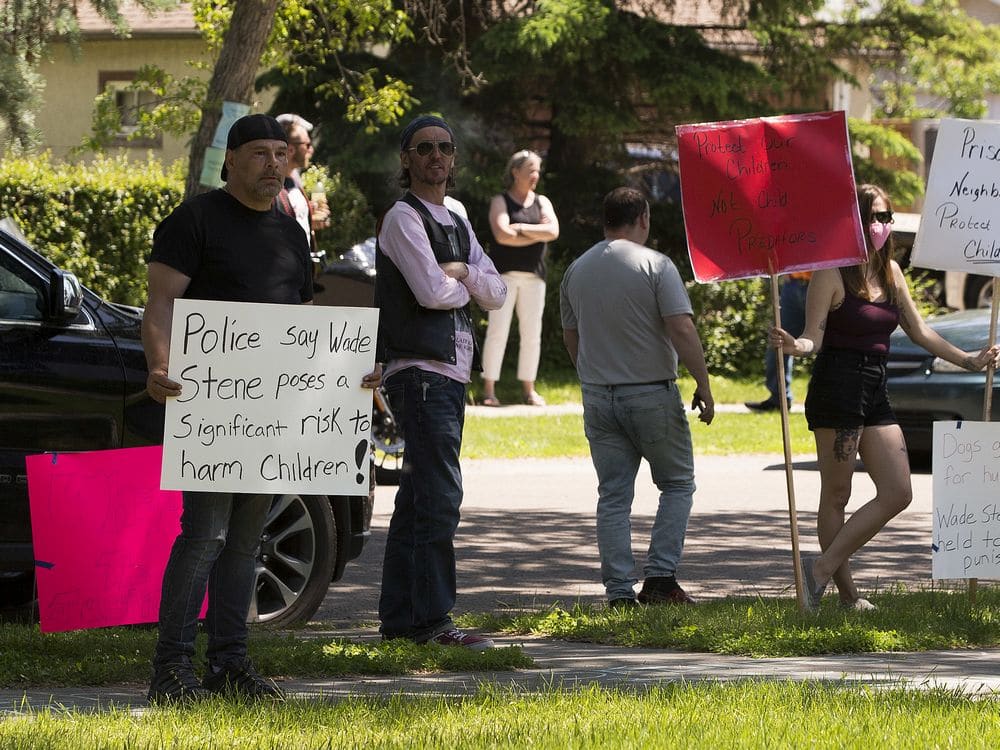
559, 187, 715, 609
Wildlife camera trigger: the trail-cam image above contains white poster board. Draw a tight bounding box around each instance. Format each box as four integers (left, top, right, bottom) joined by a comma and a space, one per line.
931, 421, 1000, 579
161, 299, 378, 495
911, 118, 1000, 275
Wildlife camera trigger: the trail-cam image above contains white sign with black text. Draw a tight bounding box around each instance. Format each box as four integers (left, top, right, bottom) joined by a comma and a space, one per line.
911, 117, 1000, 276
161, 299, 378, 495
931, 420, 1000, 580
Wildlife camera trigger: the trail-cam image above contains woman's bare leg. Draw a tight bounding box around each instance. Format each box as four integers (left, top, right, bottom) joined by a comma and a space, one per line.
812, 427, 861, 599
812, 424, 912, 595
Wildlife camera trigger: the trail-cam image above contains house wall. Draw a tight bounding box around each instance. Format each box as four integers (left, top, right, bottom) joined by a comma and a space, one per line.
36, 37, 274, 167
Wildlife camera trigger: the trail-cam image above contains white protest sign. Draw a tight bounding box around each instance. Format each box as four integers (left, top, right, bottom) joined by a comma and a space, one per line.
161, 299, 378, 495
911, 118, 1000, 275
931, 421, 1000, 579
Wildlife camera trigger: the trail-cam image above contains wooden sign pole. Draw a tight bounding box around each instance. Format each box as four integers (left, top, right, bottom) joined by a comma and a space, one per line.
771, 273, 806, 611
970, 278, 1000, 605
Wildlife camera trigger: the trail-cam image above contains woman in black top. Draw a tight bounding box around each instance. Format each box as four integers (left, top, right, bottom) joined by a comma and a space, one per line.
481, 150, 559, 406
773, 184, 999, 612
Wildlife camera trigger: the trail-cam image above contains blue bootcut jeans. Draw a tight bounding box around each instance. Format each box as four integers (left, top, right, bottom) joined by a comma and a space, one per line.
153, 491, 271, 669
581, 382, 696, 601
378, 367, 466, 642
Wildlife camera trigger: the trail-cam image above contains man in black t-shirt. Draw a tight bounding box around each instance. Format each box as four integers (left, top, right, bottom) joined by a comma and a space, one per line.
142, 115, 380, 705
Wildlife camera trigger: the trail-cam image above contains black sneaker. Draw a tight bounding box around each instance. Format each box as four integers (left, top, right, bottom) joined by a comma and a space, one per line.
147, 661, 212, 705
638, 576, 696, 605
202, 659, 285, 701
745, 399, 782, 412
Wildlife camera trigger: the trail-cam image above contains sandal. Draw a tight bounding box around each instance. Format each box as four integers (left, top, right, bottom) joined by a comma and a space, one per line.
522, 392, 546, 406
481, 395, 502, 407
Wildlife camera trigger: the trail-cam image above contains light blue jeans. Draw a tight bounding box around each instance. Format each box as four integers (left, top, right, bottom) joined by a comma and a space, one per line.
582, 382, 695, 601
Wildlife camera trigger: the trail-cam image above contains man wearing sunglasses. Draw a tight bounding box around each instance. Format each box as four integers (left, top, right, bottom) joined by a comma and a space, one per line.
375, 114, 507, 650
275, 113, 330, 251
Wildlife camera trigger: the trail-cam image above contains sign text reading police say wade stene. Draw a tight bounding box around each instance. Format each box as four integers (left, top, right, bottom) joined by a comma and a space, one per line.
160, 299, 378, 495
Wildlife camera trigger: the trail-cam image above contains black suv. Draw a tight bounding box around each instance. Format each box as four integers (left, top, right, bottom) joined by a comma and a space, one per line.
0, 222, 372, 625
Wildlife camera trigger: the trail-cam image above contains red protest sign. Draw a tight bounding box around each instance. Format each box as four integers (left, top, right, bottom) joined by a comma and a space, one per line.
676, 111, 866, 282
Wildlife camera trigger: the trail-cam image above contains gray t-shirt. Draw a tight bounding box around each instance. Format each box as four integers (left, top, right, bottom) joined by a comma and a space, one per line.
559, 238, 692, 385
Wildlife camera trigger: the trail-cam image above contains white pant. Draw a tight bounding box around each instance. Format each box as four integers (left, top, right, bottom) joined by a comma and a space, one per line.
481, 271, 546, 382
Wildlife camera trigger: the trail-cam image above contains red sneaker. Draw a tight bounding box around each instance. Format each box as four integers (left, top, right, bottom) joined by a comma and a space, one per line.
429, 628, 495, 651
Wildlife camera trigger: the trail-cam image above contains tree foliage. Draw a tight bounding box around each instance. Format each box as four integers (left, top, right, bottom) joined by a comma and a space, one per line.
1, 0, 174, 148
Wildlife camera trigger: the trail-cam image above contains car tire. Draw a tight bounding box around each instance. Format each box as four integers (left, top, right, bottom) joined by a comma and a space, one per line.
964, 275, 994, 310
250, 494, 337, 627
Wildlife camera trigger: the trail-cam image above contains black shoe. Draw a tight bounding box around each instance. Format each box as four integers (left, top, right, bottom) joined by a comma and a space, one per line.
608, 597, 639, 610
202, 658, 285, 701
745, 399, 781, 412
147, 660, 213, 705
638, 576, 696, 605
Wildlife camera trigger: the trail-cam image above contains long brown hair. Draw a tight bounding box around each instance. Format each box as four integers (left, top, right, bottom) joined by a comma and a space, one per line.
840, 183, 898, 306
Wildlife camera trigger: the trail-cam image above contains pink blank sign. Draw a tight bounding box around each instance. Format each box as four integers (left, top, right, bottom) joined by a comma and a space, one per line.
26, 445, 183, 633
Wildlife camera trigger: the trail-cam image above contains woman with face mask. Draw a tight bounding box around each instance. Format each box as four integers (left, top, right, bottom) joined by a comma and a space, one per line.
772, 183, 1000, 612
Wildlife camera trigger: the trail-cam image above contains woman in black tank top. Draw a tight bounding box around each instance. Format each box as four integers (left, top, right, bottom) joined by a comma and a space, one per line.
771, 184, 999, 613
480, 150, 560, 407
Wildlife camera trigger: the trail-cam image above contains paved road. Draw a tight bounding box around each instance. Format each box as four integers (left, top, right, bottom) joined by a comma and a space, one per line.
316, 452, 936, 625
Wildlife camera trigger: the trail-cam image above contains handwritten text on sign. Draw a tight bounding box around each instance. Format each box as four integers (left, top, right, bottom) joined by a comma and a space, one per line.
932, 421, 1000, 579
162, 299, 378, 495
676, 111, 866, 282
911, 118, 1000, 276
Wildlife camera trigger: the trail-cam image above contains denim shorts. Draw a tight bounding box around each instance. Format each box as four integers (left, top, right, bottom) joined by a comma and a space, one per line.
804, 348, 896, 430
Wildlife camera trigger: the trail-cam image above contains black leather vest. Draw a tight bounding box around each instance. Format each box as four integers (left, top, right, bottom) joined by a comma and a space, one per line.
375, 193, 481, 370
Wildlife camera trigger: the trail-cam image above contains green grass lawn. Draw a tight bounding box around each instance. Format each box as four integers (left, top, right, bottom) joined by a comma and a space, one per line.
0, 625, 530, 687
461, 587, 1000, 657
463, 410, 816, 458
2, 683, 999, 749
463, 369, 816, 458
4, 589, 999, 688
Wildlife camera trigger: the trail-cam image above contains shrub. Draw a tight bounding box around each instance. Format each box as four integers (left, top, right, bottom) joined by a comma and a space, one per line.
0, 154, 375, 308
688, 277, 771, 378
0, 153, 183, 307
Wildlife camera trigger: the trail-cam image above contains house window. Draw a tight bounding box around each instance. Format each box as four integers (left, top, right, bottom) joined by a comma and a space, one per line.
98, 71, 162, 148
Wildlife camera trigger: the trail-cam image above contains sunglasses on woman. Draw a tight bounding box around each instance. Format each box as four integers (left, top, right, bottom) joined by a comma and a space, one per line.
872, 210, 894, 224
408, 140, 456, 157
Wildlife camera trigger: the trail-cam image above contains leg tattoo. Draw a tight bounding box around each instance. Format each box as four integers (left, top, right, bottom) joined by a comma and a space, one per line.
833, 427, 860, 462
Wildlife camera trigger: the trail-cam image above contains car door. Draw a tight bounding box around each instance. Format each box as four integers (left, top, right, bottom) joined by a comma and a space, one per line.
0, 239, 127, 570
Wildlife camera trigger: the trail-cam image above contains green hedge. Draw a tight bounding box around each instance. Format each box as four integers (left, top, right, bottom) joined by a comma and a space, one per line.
0, 153, 183, 307
0, 154, 375, 308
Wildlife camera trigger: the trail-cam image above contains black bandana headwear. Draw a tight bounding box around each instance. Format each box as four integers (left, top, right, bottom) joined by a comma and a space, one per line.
399, 115, 454, 151
221, 114, 287, 181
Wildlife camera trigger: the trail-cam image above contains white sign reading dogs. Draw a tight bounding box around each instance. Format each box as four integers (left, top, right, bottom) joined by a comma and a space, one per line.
932, 421, 1000, 580
911, 117, 1000, 275
161, 299, 378, 495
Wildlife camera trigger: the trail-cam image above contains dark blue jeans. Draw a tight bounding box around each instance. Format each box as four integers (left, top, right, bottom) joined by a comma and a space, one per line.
378, 367, 466, 642
153, 491, 271, 669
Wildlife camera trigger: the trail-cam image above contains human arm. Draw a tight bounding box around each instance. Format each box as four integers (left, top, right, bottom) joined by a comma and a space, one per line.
511, 195, 560, 243
562, 327, 579, 367
771, 268, 840, 357
450, 217, 508, 312
378, 205, 474, 310
663, 313, 715, 425
488, 193, 558, 246
141, 262, 191, 403
892, 262, 1000, 370
361, 363, 382, 389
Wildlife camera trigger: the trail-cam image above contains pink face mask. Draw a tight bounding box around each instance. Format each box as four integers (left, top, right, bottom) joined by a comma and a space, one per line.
869, 220, 892, 251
